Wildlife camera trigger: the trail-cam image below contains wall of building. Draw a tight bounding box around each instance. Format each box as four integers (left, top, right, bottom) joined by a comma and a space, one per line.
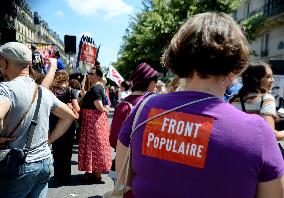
236, 0, 284, 62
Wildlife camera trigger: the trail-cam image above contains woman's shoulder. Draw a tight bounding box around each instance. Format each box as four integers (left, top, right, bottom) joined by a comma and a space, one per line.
262, 93, 275, 101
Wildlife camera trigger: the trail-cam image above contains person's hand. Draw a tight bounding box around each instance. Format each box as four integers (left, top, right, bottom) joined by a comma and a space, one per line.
67, 103, 80, 119
103, 107, 109, 113
0, 137, 16, 148
80, 90, 86, 98
48, 58, 57, 69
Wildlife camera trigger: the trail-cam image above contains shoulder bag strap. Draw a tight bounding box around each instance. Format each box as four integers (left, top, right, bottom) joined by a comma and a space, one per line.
7, 84, 39, 137
114, 94, 154, 187
25, 86, 42, 149
260, 94, 264, 108
239, 94, 246, 112
131, 96, 219, 139
120, 101, 133, 109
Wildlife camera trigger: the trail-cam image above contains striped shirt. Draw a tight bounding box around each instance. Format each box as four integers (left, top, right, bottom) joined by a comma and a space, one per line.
230, 93, 276, 117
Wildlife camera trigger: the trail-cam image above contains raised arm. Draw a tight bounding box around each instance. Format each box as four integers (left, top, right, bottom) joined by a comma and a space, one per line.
40, 58, 57, 89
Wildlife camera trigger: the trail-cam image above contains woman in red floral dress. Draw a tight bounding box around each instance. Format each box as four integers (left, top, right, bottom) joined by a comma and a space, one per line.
78, 67, 111, 184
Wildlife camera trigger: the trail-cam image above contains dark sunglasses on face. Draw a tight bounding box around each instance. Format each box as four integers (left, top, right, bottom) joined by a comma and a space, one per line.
88, 72, 95, 76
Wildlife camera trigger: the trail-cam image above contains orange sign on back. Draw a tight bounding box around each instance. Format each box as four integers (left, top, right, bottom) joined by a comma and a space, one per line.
142, 108, 214, 168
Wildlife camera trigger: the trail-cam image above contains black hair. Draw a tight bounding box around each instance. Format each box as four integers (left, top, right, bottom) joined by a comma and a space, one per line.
54, 51, 60, 58
121, 81, 131, 91
131, 76, 158, 92
93, 67, 103, 78
239, 61, 271, 96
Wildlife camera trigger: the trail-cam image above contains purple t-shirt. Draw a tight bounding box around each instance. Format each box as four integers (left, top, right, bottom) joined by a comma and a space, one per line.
119, 91, 284, 198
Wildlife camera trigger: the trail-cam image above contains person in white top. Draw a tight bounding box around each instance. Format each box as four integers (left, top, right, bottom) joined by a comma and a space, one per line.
118, 81, 131, 102
230, 61, 284, 140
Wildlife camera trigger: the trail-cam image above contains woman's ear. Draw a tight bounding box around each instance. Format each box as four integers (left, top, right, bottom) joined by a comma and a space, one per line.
3, 59, 9, 70
227, 72, 237, 86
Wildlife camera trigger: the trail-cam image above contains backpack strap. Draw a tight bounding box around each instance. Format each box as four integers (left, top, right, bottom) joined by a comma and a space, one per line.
240, 94, 265, 114
120, 101, 133, 109
118, 100, 135, 127
239, 94, 246, 112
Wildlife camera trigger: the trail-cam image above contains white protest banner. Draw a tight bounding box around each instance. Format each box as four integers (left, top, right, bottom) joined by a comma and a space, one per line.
107, 65, 124, 86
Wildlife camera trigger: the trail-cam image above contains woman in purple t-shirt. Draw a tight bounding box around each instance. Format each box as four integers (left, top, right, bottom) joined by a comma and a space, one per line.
116, 12, 284, 198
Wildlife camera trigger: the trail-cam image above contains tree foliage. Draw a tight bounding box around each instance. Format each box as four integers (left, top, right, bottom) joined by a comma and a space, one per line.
113, 0, 243, 78
240, 13, 267, 42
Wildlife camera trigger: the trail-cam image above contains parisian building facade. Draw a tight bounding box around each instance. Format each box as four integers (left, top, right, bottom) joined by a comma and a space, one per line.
235, 0, 284, 69
0, 0, 65, 59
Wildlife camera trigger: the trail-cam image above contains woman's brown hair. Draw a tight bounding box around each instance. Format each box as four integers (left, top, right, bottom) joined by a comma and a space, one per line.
162, 12, 250, 78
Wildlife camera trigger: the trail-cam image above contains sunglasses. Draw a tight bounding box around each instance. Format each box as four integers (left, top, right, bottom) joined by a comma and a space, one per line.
88, 72, 95, 76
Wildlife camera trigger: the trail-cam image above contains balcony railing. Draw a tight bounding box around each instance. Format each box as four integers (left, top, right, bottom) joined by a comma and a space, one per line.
15, 0, 33, 17
247, 0, 284, 19
261, 49, 269, 57
17, 13, 35, 31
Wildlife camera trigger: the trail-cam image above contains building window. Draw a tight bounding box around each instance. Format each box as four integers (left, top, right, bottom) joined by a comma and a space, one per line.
244, 0, 251, 18
232, 11, 237, 20
261, 32, 270, 57
264, 0, 273, 16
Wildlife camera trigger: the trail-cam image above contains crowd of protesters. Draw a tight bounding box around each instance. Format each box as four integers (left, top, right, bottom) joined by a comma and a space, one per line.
0, 11, 284, 198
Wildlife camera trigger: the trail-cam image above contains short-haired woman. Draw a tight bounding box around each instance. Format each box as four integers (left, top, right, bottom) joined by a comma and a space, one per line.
116, 12, 284, 198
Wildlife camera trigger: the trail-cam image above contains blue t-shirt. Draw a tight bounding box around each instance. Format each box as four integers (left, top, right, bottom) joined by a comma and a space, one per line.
57, 58, 65, 70
224, 82, 242, 102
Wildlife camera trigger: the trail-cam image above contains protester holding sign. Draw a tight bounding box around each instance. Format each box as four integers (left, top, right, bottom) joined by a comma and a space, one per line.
116, 12, 284, 198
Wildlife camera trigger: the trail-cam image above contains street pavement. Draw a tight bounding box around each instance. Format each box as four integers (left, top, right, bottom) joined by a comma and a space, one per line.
48, 110, 115, 198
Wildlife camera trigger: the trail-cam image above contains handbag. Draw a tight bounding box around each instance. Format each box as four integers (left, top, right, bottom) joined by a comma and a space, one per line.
104, 95, 219, 198
0, 85, 42, 179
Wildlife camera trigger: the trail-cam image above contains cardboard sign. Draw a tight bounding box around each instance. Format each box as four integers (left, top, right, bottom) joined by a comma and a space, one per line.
79, 42, 97, 65
142, 108, 214, 168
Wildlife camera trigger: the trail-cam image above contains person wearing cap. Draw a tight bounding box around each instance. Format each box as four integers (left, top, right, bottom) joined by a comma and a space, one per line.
116, 13, 284, 198
31, 43, 44, 74
110, 62, 159, 151
0, 42, 77, 197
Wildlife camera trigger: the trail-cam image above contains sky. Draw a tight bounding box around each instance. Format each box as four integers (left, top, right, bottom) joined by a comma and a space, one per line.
26, 0, 143, 68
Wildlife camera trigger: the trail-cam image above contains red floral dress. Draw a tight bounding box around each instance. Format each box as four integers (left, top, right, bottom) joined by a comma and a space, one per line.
78, 109, 111, 173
